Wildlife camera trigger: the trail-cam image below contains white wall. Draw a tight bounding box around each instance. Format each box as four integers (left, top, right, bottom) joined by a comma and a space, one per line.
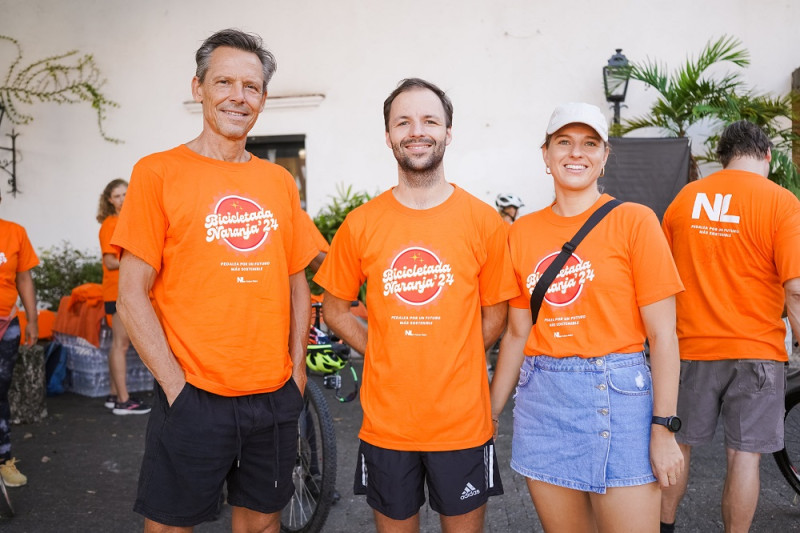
1, 0, 798, 253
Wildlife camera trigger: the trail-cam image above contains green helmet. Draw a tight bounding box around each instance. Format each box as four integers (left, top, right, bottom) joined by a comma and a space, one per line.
306, 345, 347, 374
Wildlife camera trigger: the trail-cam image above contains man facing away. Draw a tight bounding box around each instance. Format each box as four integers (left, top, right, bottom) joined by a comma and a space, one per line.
113, 29, 316, 532
660, 120, 800, 533
314, 78, 518, 533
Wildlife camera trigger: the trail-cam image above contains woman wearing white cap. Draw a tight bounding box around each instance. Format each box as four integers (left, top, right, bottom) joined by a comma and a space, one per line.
490, 103, 684, 531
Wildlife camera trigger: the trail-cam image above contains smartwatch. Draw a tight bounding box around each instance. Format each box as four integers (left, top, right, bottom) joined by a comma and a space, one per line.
652, 415, 682, 433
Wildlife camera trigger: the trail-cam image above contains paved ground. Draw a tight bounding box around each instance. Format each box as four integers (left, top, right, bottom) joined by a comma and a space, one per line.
2, 361, 800, 532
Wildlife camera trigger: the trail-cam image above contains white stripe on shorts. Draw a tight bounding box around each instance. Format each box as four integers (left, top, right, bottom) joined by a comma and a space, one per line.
488, 444, 494, 489
361, 453, 368, 486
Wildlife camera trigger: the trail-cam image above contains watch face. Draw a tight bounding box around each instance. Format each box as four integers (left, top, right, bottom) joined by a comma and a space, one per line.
668, 416, 682, 432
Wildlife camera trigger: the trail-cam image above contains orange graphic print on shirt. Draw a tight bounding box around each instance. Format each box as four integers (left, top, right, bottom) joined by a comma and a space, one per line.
205, 195, 279, 251
528, 252, 596, 308
383, 247, 454, 305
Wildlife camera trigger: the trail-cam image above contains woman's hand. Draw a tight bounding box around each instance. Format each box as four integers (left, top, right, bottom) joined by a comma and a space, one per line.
650, 425, 684, 487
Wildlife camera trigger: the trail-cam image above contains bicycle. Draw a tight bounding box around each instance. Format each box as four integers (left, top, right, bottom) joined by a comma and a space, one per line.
0, 475, 13, 519
773, 365, 800, 495
280, 301, 359, 533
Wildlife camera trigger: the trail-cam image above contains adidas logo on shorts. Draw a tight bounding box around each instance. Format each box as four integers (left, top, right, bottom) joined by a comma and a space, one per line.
460, 482, 481, 500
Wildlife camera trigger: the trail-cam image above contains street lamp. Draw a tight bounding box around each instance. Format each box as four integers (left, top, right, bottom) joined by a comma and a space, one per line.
603, 48, 631, 126
0, 103, 20, 197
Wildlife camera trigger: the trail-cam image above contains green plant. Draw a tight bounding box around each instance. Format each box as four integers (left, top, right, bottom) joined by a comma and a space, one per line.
313, 184, 373, 243
306, 184, 373, 297
0, 35, 120, 143
31, 242, 102, 310
695, 92, 800, 193
620, 35, 799, 192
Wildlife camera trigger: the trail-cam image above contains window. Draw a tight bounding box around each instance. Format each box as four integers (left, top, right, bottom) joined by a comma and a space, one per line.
246, 134, 307, 208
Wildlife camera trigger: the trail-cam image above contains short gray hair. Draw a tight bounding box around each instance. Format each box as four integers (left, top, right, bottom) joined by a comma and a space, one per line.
195, 29, 277, 92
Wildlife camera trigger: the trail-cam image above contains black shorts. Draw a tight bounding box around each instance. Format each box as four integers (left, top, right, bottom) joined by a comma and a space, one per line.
354, 438, 503, 520
104, 301, 116, 315
133, 379, 304, 527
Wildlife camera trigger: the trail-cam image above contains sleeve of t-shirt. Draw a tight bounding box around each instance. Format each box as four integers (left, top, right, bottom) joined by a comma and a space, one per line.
478, 216, 520, 306
302, 210, 330, 254
98, 217, 119, 258
508, 222, 532, 310
284, 173, 319, 275
773, 192, 800, 283
629, 207, 684, 307
313, 215, 364, 301
16, 227, 39, 272
110, 160, 167, 273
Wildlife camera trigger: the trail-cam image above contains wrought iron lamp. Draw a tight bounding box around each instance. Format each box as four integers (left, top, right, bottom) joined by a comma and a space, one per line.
603, 49, 631, 126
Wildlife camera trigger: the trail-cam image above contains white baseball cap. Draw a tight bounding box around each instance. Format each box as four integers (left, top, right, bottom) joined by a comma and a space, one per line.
545, 102, 609, 143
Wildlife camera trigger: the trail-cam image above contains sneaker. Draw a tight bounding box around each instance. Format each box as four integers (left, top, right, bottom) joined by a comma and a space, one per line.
104, 395, 117, 409
0, 458, 27, 487
112, 398, 152, 416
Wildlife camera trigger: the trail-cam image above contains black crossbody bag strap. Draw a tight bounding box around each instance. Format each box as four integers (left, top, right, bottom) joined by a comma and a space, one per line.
529, 199, 622, 325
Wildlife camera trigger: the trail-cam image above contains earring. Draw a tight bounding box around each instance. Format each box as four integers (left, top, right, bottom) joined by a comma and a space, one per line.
545, 167, 551, 175
600, 167, 605, 177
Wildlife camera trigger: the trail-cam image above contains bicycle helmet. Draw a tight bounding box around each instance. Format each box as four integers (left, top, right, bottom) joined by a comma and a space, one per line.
495, 193, 524, 209
306, 343, 349, 373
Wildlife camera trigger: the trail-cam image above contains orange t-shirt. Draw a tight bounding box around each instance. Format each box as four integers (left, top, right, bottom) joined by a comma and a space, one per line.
304, 211, 330, 254
509, 195, 684, 357
314, 185, 518, 451
112, 145, 318, 396
662, 169, 800, 361
98, 215, 120, 303
0, 220, 39, 316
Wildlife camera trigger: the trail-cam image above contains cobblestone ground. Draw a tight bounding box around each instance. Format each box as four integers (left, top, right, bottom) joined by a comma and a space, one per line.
3, 357, 800, 532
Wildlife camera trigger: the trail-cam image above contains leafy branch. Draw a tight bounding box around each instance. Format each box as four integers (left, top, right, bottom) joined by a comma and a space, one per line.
0, 35, 120, 143
621, 35, 749, 138
620, 35, 799, 192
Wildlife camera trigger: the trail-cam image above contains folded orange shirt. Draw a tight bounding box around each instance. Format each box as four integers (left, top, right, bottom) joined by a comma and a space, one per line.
52, 283, 105, 347
17, 309, 56, 344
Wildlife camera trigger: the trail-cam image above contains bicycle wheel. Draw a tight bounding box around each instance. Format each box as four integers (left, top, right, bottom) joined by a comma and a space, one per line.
0, 476, 13, 519
281, 379, 337, 533
773, 386, 800, 495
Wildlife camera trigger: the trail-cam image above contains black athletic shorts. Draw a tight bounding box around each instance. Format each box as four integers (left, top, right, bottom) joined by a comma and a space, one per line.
133, 379, 304, 527
354, 438, 503, 520
104, 301, 116, 315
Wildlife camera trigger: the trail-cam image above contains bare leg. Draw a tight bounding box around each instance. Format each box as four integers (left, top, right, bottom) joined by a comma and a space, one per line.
230, 506, 281, 533
721, 448, 760, 533
660, 443, 691, 524
143, 518, 192, 532
108, 313, 131, 402
374, 510, 420, 533
527, 479, 596, 533
440, 504, 485, 533
106, 317, 116, 397
590, 483, 660, 533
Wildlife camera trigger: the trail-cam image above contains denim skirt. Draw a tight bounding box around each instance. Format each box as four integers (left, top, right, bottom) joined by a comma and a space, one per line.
511, 352, 656, 494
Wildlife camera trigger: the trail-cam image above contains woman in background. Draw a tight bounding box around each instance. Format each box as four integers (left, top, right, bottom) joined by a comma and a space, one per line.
0, 189, 38, 487
97, 179, 150, 415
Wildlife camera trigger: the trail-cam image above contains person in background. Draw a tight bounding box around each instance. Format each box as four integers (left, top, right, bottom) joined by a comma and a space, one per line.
97, 178, 150, 415
660, 120, 800, 533
0, 189, 38, 487
490, 102, 684, 532
495, 193, 524, 224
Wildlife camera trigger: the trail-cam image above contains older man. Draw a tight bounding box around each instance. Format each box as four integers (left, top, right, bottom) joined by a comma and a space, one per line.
113, 29, 316, 532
